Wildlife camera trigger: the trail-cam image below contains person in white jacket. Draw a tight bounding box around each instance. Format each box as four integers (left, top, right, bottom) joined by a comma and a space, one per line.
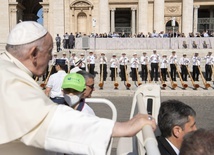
0, 21, 156, 155
160, 54, 169, 81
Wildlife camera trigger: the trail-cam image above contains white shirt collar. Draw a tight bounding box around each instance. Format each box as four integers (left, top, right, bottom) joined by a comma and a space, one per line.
165, 138, 180, 155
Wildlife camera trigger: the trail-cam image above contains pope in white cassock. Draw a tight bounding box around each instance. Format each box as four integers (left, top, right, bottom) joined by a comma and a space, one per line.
0, 21, 156, 155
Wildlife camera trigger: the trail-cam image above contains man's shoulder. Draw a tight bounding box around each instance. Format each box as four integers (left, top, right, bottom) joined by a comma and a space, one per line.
156, 136, 177, 155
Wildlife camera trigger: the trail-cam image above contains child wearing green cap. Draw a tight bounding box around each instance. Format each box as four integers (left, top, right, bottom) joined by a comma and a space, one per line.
62, 73, 95, 115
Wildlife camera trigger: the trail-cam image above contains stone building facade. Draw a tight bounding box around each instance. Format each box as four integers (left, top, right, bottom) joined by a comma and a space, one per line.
0, 0, 214, 46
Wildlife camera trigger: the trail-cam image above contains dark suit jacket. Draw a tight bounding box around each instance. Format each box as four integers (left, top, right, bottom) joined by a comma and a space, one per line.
156, 136, 177, 155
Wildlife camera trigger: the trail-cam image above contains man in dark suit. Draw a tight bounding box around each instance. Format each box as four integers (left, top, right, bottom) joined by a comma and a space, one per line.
156, 100, 197, 155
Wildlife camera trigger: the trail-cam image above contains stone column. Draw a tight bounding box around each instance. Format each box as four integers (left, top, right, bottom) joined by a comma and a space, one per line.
110, 8, 115, 33
138, 0, 148, 33
131, 8, 136, 36
154, 0, 164, 33
182, 0, 193, 37
70, 7, 75, 33
42, 8, 49, 29
40, 2, 49, 29
9, 4, 18, 30
99, 0, 110, 33
193, 5, 200, 34
210, 9, 214, 30
88, 7, 92, 34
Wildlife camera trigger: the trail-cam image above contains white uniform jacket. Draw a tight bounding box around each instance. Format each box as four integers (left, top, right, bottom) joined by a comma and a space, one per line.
140, 56, 148, 65
110, 58, 119, 68
192, 56, 201, 66
119, 56, 129, 65
160, 58, 169, 69
130, 58, 140, 68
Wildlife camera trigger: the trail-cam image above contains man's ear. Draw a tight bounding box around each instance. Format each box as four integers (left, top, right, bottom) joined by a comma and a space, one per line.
29, 46, 38, 65
172, 125, 182, 138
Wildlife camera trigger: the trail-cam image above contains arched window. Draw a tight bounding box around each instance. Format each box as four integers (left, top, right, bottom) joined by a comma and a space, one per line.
165, 20, 179, 32
77, 12, 87, 34
37, 8, 43, 25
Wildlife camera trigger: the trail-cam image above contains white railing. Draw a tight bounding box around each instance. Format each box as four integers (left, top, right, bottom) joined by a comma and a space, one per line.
85, 98, 117, 155
117, 84, 161, 155
75, 37, 214, 50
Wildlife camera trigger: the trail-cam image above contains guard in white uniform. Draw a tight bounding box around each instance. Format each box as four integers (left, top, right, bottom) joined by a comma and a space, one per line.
61, 52, 69, 73
179, 53, 190, 81
86, 51, 96, 75
130, 53, 140, 81
149, 49, 160, 81
169, 51, 177, 81
192, 52, 201, 81
160, 54, 169, 81
69, 52, 78, 70
204, 52, 213, 81
50, 52, 58, 75
119, 53, 129, 81
79, 53, 86, 70
99, 52, 108, 81
140, 52, 149, 82
45, 59, 67, 104
110, 54, 119, 81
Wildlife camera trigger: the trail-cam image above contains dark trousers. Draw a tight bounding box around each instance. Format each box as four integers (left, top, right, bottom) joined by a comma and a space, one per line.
65, 39, 69, 49
110, 67, 117, 81
181, 65, 188, 81
64, 65, 68, 73
161, 68, 167, 81
56, 42, 61, 52
141, 64, 148, 81
50, 97, 65, 104
88, 64, 95, 75
170, 64, 176, 81
151, 63, 158, 81
192, 65, 199, 81
70, 65, 75, 70
100, 64, 107, 81
205, 64, 212, 81
80, 67, 86, 71
50, 65, 57, 75
120, 65, 127, 81
131, 68, 138, 81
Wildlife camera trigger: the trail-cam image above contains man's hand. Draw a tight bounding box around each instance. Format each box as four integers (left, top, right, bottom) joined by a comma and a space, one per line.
112, 113, 156, 137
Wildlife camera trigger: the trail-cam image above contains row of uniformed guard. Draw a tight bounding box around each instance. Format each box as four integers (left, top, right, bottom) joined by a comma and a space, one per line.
49, 50, 214, 89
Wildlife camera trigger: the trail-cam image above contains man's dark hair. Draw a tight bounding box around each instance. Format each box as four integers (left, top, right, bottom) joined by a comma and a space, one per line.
180, 128, 214, 155
158, 100, 196, 138
77, 70, 94, 81
56, 63, 66, 71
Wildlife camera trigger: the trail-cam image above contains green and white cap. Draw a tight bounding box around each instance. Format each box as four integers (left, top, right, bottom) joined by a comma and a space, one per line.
62, 73, 86, 92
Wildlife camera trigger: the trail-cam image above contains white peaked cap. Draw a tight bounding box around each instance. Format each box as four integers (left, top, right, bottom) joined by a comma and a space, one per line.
7, 21, 48, 45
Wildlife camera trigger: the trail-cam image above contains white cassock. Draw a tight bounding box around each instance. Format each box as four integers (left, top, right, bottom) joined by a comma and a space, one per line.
0, 51, 114, 155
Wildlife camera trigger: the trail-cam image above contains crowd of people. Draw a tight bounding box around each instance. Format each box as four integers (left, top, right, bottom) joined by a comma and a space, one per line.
54, 30, 214, 51
0, 21, 213, 155
49, 49, 214, 89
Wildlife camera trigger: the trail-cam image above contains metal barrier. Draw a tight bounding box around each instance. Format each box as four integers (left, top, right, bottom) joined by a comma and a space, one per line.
117, 84, 161, 155
85, 98, 117, 155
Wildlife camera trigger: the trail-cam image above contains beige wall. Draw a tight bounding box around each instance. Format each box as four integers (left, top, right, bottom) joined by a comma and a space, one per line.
0, 0, 10, 45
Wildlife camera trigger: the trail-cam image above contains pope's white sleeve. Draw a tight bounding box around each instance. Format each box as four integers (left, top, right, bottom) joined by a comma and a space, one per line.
44, 105, 115, 155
